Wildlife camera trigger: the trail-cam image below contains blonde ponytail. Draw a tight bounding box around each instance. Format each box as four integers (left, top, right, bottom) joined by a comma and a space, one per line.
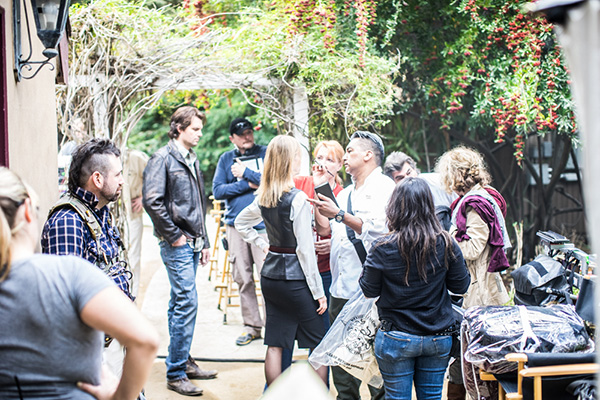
0, 167, 30, 281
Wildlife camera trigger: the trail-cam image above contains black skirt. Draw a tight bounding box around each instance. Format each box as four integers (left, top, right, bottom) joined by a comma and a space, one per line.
260, 276, 326, 349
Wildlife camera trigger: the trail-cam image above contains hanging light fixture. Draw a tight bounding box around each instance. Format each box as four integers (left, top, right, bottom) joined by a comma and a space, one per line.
13, 0, 70, 80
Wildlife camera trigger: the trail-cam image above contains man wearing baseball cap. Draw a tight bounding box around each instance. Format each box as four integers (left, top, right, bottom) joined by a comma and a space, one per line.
213, 117, 268, 346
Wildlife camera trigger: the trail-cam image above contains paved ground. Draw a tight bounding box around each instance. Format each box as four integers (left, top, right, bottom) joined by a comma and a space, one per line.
136, 214, 320, 399
136, 214, 442, 399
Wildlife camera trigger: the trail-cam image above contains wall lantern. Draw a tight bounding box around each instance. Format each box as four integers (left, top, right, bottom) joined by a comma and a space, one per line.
13, 0, 70, 81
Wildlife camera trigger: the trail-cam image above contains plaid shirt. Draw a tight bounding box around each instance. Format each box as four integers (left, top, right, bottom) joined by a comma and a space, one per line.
41, 187, 131, 296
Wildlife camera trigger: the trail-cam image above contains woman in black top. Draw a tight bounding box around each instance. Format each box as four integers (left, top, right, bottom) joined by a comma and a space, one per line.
359, 177, 470, 400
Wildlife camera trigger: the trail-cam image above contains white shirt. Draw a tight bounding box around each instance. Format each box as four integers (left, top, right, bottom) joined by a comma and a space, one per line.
234, 191, 325, 300
329, 167, 396, 299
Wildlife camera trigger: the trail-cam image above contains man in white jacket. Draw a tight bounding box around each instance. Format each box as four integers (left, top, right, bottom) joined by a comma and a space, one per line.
310, 131, 395, 400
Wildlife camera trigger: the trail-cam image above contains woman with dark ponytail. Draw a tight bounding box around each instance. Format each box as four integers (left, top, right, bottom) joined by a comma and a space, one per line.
0, 167, 158, 400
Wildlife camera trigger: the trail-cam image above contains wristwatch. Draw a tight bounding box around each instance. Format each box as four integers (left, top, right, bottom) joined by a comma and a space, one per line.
334, 209, 345, 223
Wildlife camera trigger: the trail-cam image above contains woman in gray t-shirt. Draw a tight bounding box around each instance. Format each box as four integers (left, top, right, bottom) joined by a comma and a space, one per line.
0, 167, 159, 399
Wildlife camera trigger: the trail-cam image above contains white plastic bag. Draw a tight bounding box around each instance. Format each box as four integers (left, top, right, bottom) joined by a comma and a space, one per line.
309, 290, 383, 388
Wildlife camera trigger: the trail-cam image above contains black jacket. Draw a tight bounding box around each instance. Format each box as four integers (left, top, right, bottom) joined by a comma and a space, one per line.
142, 140, 209, 248
359, 235, 469, 335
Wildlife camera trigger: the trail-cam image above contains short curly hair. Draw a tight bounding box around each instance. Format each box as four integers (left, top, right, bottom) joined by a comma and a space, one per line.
435, 146, 491, 194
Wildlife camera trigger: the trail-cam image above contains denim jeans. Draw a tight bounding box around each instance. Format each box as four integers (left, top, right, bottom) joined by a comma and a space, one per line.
374, 329, 452, 400
160, 241, 200, 380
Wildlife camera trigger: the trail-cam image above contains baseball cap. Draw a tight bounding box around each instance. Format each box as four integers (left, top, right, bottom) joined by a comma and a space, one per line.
229, 118, 253, 136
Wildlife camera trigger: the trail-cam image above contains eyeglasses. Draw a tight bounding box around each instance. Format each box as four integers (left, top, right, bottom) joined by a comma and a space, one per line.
16, 196, 39, 213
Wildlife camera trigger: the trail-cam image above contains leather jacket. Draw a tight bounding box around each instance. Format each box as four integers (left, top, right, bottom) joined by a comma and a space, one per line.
143, 140, 209, 248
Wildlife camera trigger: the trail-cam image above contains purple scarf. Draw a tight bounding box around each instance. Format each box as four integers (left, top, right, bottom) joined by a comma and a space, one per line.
454, 196, 510, 273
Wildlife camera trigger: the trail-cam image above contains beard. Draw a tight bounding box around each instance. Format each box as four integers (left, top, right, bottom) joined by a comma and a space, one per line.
100, 186, 121, 204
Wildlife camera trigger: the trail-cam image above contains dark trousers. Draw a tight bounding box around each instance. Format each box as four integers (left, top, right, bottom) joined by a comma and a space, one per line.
329, 296, 385, 400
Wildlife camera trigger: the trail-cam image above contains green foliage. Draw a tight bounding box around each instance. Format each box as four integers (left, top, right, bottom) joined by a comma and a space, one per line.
128, 90, 277, 194
69, 0, 193, 55
60, 0, 216, 146
180, 0, 264, 29
370, 0, 576, 163
188, 1, 398, 135
65, 0, 584, 256
182, 0, 576, 165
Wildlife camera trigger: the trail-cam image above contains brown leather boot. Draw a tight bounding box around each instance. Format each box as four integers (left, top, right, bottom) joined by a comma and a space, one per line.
167, 377, 203, 396
446, 382, 467, 400
185, 356, 218, 380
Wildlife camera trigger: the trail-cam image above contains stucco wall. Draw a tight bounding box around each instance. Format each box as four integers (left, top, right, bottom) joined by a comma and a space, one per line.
2, 0, 59, 223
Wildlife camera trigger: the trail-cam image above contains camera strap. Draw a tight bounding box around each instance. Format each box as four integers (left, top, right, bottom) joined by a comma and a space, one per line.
49, 194, 131, 293
345, 194, 367, 264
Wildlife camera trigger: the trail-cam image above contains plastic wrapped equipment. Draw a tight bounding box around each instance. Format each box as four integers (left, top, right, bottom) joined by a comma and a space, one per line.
462, 305, 594, 375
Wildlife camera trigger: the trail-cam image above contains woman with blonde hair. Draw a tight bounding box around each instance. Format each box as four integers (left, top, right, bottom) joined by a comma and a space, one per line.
235, 135, 328, 386
0, 167, 158, 400
436, 146, 511, 400
436, 146, 510, 307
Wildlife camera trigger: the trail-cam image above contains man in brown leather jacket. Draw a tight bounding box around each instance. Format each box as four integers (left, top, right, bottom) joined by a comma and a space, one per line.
142, 106, 217, 396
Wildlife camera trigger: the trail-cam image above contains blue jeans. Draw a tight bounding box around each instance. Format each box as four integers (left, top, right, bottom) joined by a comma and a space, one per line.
374, 329, 452, 400
160, 241, 200, 380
